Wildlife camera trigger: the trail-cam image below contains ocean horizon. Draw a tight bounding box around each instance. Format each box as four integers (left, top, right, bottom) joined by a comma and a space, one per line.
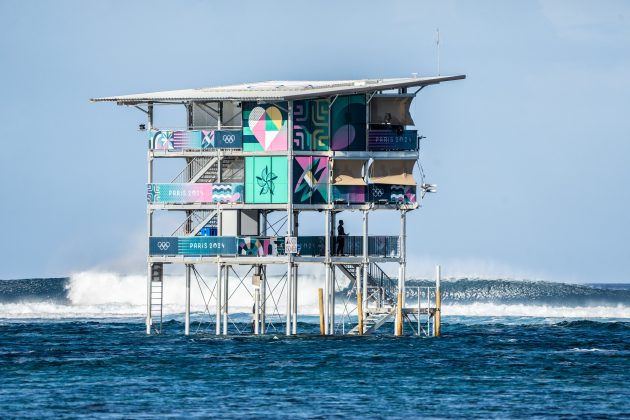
1, 276, 628, 417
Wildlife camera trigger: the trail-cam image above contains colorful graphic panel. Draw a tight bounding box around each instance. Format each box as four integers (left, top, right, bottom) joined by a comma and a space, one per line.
242, 102, 288, 151
293, 156, 329, 204
149, 237, 238, 256
368, 129, 418, 151
293, 99, 330, 151
330, 94, 366, 151
332, 185, 366, 203
237, 237, 284, 256
147, 183, 244, 203
368, 184, 417, 204
244, 157, 288, 203
150, 129, 242, 151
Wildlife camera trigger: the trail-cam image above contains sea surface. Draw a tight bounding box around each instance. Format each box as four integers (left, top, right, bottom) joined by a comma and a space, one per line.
1, 276, 629, 418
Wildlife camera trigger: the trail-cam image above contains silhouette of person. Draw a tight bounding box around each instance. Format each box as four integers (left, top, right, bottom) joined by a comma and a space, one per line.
336, 220, 346, 255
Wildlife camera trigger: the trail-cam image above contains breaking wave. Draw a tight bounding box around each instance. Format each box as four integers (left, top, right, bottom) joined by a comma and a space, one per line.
0, 272, 628, 319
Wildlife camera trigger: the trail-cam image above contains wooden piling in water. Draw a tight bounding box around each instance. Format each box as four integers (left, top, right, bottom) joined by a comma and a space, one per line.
357, 291, 364, 336
318, 288, 324, 335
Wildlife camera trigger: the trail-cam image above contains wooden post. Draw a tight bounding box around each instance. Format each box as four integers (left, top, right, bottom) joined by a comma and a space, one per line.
435, 265, 442, 337
395, 292, 403, 336
357, 290, 364, 336
318, 288, 325, 335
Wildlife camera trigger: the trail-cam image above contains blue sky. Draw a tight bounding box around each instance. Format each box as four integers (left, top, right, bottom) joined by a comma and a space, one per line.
1, 0, 629, 282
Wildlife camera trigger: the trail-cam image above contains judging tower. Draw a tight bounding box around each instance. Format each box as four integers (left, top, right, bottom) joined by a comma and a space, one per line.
92, 75, 464, 336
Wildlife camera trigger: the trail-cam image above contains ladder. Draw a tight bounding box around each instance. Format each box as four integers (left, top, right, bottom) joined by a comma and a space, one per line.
150, 263, 163, 334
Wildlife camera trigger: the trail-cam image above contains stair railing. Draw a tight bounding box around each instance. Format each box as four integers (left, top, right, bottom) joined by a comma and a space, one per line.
170, 157, 215, 184
367, 262, 397, 307
170, 210, 216, 237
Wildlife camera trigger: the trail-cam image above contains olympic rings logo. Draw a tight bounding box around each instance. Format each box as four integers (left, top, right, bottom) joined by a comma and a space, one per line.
157, 242, 171, 251
221, 134, 237, 144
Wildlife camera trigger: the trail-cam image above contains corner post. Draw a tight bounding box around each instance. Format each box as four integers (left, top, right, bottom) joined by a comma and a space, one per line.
185, 264, 191, 335
146, 103, 154, 335
216, 262, 222, 335
362, 210, 368, 321
260, 265, 266, 334
324, 209, 331, 334
222, 265, 229, 335
286, 100, 294, 336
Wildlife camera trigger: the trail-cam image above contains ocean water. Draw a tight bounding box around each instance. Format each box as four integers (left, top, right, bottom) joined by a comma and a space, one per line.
1, 276, 629, 418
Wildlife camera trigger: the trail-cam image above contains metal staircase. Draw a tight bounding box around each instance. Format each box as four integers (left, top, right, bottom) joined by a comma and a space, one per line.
348, 308, 395, 335
337, 262, 398, 335
171, 156, 243, 184
171, 210, 218, 237
150, 263, 164, 334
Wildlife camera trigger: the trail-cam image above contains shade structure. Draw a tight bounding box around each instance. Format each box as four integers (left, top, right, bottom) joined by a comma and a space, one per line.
332, 159, 367, 186
370, 96, 415, 126
369, 159, 416, 186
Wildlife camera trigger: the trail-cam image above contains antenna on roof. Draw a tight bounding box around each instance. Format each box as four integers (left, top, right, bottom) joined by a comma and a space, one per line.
436, 28, 441, 76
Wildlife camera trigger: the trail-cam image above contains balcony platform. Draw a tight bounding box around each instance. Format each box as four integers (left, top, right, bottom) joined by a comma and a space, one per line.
148, 255, 400, 265
150, 149, 420, 159
148, 202, 418, 211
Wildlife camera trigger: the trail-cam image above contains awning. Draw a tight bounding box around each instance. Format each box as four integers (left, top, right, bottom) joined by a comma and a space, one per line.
370, 96, 415, 126
369, 159, 416, 185
333, 160, 366, 186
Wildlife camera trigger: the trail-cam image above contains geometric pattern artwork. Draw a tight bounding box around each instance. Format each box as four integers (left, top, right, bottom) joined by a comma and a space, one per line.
237, 237, 279, 256
330, 94, 366, 151
244, 157, 288, 203
293, 156, 329, 204
332, 185, 366, 203
293, 99, 329, 150
147, 183, 244, 203
242, 102, 288, 152
368, 184, 416, 204
390, 185, 416, 204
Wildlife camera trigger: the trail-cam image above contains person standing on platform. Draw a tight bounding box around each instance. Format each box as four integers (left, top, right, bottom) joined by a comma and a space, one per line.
336, 220, 346, 256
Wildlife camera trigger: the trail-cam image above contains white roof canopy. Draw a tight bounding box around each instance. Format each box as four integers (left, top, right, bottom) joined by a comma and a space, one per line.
91, 75, 465, 105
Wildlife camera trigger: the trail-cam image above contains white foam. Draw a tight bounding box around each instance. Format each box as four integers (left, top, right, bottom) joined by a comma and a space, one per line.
1, 271, 628, 320
443, 303, 630, 319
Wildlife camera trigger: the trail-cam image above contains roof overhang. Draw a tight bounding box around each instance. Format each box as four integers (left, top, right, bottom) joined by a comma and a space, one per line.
90, 75, 466, 105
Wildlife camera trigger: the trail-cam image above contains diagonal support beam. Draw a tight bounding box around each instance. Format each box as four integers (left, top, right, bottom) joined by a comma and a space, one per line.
190, 157, 218, 183
337, 264, 357, 283
188, 210, 218, 236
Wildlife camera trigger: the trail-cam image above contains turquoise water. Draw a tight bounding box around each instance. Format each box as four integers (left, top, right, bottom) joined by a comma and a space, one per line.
1, 318, 628, 418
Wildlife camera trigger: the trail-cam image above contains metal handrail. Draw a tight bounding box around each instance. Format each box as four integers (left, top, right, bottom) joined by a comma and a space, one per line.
170, 210, 216, 237
170, 157, 216, 184
367, 263, 397, 306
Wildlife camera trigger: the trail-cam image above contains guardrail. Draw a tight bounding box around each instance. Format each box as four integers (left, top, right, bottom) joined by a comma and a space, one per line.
149, 236, 399, 257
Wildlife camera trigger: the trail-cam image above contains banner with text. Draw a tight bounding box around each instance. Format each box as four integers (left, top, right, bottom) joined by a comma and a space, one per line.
147, 183, 244, 203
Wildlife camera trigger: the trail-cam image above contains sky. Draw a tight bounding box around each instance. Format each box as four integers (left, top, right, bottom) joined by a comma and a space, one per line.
0, 0, 629, 282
